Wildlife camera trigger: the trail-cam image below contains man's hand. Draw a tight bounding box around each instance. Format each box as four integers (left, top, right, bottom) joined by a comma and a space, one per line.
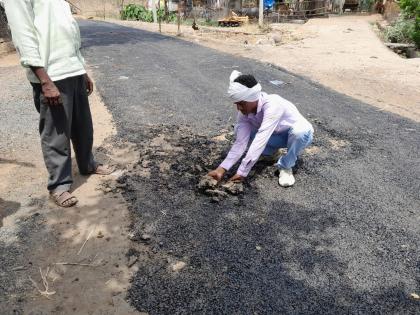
41, 80, 62, 106
30, 67, 62, 106
228, 174, 244, 182
207, 167, 226, 182
85, 74, 93, 96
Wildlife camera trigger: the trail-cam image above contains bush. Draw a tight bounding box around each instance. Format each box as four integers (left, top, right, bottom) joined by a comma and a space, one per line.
399, 0, 420, 18
121, 4, 153, 22
396, 0, 420, 47
157, 8, 178, 23
121, 4, 178, 23
385, 16, 416, 43
414, 16, 420, 47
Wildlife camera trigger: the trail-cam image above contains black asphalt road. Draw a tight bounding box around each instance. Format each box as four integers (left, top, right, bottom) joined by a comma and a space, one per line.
79, 20, 420, 314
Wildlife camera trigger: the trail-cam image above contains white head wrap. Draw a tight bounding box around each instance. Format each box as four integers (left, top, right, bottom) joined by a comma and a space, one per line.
227, 70, 262, 103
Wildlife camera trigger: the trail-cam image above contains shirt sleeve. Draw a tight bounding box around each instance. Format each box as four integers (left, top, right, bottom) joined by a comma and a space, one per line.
219, 114, 252, 171
236, 106, 283, 177
4, 0, 43, 68
74, 21, 86, 67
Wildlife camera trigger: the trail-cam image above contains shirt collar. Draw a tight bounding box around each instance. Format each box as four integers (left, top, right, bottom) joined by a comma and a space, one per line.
247, 92, 265, 118
256, 92, 264, 114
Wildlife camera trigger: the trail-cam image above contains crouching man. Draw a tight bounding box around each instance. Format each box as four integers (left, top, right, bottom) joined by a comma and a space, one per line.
208, 70, 314, 187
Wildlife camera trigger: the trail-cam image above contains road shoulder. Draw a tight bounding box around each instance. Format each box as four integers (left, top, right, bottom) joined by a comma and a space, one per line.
0, 53, 141, 315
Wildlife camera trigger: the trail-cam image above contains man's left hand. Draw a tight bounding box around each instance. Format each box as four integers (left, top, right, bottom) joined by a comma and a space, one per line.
228, 174, 244, 182
85, 74, 94, 96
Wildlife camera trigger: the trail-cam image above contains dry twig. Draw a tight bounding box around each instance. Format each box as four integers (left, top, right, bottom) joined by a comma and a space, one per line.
29, 267, 56, 299
55, 261, 101, 267
12, 266, 25, 271
77, 226, 96, 255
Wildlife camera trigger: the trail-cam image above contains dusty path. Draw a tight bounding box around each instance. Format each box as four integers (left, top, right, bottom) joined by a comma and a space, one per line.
107, 14, 420, 122
0, 54, 140, 314
80, 20, 420, 314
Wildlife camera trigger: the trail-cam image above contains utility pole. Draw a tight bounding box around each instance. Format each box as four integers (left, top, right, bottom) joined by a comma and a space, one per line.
258, 0, 263, 28
158, 0, 162, 33
177, 0, 181, 36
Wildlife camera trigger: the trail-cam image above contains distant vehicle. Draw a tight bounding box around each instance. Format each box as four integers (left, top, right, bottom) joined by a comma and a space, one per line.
218, 11, 249, 27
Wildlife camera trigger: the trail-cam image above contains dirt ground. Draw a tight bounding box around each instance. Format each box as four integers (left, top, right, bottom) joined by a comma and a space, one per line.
0, 55, 142, 314
108, 14, 420, 122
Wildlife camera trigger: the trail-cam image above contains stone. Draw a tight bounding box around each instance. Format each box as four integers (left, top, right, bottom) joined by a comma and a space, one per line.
410, 293, 420, 300
140, 234, 151, 242
222, 181, 244, 195
197, 175, 218, 191
204, 189, 228, 198
104, 187, 112, 193
271, 34, 281, 45
171, 261, 186, 272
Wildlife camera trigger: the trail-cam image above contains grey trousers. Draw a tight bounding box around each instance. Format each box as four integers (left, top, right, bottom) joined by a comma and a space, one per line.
32, 74, 97, 193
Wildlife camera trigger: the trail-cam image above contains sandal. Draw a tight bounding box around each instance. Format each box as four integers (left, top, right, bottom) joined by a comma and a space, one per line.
50, 191, 78, 208
93, 164, 114, 175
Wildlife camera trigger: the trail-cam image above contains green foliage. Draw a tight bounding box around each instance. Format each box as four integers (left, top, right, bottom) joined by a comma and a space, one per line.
121, 4, 153, 22
385, 16, 415, 43
395, 0, 420, 47
399, 0, 420, 18
200, 19, 219, 27
413, 16, 420, 47
121, 4, 177, 23
158, 9, 178, 23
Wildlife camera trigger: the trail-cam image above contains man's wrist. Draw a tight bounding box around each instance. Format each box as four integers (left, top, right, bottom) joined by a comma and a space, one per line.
236, 170, 247, 177
40, 79, 52, 86
218, 164, 229, 172
217, 166, 226, 173
30, 66, 52, 86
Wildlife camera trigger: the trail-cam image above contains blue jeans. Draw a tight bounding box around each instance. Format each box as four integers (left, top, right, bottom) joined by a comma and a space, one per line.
251, 125, 313, 169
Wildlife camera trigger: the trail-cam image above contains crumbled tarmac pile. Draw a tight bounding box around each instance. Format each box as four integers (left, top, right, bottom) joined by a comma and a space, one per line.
197, 175, 218, 191
221, 181, 244, 195
197, 175, 244, 201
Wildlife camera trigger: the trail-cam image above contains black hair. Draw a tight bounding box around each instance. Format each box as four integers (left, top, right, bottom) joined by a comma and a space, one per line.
234, 74, 258, 88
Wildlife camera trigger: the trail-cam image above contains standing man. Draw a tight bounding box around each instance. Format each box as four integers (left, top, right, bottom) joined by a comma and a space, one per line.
208, 70, 314, 187
3, 0, 112, 207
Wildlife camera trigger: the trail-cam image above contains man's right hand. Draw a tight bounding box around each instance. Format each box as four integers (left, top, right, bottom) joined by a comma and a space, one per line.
207, 167, 226, 182
30, 67, 62, 106
41, 81, 62, 106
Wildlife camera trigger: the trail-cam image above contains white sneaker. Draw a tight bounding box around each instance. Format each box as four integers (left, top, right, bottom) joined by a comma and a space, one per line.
278, 168, 295, 187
